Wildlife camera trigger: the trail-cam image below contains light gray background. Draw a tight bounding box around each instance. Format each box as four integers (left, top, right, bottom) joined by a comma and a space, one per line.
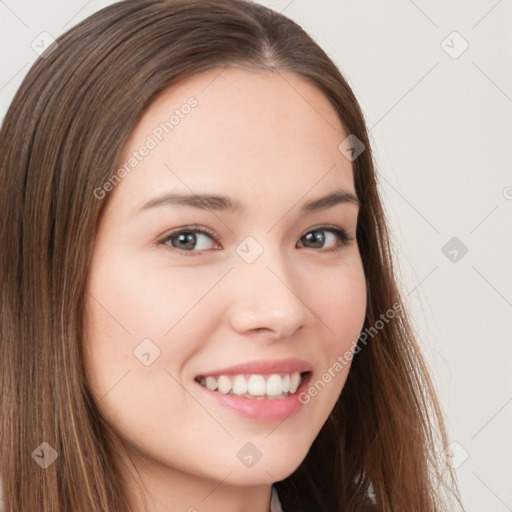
1, 1, 511, 510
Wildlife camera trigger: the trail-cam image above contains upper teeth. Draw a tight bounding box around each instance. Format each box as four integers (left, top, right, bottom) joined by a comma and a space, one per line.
197, 372, 303, 397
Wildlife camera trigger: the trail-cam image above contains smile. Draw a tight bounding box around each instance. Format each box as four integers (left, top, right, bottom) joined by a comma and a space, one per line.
194, 372, 310, 400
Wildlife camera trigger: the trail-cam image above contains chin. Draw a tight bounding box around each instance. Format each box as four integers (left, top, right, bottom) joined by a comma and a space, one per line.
230, 450, 309, 486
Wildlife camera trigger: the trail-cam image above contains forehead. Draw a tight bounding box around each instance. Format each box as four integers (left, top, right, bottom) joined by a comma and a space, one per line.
113, 67, 355, 213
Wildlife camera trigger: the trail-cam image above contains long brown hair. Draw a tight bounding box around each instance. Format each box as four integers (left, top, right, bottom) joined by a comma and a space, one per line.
0, 1, 461, 510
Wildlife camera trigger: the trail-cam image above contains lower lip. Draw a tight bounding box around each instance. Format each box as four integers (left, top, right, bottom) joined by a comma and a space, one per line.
196, 373, 313, 422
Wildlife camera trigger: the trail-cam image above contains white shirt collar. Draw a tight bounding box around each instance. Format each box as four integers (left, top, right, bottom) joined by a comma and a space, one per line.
270, 485, 284, 512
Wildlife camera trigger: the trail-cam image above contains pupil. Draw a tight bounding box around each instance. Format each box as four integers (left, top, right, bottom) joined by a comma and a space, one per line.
177, 233, 195, 249
305, 230, 324, 248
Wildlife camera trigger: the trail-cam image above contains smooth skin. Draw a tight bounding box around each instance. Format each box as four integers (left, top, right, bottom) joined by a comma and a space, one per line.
83, 67, 367, 512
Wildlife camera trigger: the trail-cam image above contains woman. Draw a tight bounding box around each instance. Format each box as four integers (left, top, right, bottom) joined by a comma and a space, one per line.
0, 1, 462, 511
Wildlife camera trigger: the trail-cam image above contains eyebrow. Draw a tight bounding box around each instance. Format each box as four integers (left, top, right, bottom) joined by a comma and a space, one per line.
135, 187, 360, 217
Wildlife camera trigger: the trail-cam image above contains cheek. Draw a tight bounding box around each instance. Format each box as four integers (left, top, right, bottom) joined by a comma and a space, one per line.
295, 261, 367, 412
307, 260, 367, 350
81, 255, 226, 471
84, 248, 219, 339
82, 250, 233, 404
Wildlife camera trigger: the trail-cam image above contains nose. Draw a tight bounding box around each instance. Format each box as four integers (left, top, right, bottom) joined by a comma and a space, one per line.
226, 247, 316, 340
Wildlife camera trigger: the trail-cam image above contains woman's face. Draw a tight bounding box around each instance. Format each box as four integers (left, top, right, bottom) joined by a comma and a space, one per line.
84, 67, 367, 507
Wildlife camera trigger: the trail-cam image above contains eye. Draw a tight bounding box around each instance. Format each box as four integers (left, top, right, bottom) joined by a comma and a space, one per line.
297, 226, 353, 253
157, 225, 219, 256
157, 224, 354, 257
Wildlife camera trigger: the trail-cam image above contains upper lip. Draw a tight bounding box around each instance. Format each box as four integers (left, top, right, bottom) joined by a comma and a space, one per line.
196, 358, 313, 378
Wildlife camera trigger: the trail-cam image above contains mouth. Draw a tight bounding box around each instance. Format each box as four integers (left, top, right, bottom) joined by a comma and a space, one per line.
194, 371, 312, 400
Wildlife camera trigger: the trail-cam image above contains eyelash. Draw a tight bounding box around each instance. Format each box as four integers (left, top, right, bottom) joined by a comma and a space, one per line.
156, 224, 354, 257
